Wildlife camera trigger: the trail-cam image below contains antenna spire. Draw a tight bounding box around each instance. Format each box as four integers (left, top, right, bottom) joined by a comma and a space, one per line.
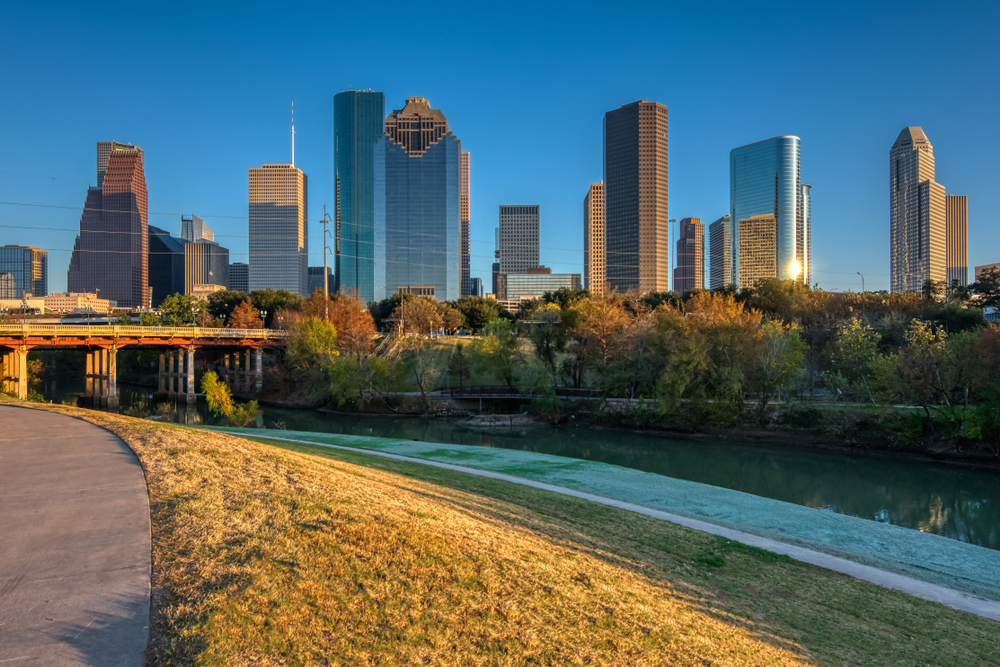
290, 100, 296, 167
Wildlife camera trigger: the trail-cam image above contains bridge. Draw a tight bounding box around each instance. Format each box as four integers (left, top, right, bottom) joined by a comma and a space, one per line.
0, 324, 289, 407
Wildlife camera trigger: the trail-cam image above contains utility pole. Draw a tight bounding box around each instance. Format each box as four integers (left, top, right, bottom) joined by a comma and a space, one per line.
322, 205, 331, 322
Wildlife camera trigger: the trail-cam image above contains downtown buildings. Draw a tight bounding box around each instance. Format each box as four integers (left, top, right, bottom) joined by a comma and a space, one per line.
248, 163, 308, 296
708, 215, 731, 289
583, 183, 605, 296
0, 246, 47, 298
673, 217, 704, 293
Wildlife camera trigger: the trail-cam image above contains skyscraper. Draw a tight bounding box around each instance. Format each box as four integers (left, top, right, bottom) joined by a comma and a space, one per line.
708, 215, 731, 289
946, 195, 968, 287
673, 218, 704, 293
228, 262, 249, 294
147, 226, 185, 307
730, 136, 809, 288
889, 127, 946, 293
584, 182, 606, 296
68, 142, 149, 308
460, 151, 472, 297
0, 246, 47, 297
498, 205, 540, 275
374, 97, 461, 302
249, 163, 308, 296
184, 240, 229, 294
334, 90, 385, 303
181, 214, 213, 243
603, 100, 668, 293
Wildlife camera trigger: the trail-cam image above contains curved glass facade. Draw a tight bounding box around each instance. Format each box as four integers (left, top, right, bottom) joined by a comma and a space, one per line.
729, 136, 808, 285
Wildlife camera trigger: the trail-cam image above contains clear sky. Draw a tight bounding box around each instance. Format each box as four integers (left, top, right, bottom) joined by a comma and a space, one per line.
1, 0, 997, 295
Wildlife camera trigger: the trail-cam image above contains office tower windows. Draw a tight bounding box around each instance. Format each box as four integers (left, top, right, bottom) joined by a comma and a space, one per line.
738, 214, 778, 289
890, 127, 947, 293
249, 163, 308, 296
604, 100, 668, 293
460, 151, 471, 297
730, 136, 808, 287
184, 240, 229, 295
673, 217, 704, 293
584, 182, 606, 296
147, 226, 185, 307
228, 262, 249, 293
0, 273, 15, 299
946, 195, 968, 287
709, 215, 731, 289
68, 142, 149, 308
506, 270, 582, 301
181, 214, 213, 243
0, 245, 47, 297
374, 97, 461, 302
334, 90, 385, 303
498, 205, 540, 275
308, 266, 334, 296
470, 277, 483, 297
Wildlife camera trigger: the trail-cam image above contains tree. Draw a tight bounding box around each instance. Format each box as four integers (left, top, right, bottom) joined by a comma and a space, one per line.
453, 296, 506, 332
526, 304, 567, 373
286, 318, 339, 369
438, 302, 462, 332
471, 318, 522, 387
646, 307, 708, 410
207, 290, 251, 321
971, 266, 1000, 308
743, 321, 806, 425
327, 355, 401, 410
329, 292, 377, 357
228, 299, 263, 329
450, 342, 472, 391
392, 297, 441, 335
543, 287, 588, 310
826, 319, 884, 403
157, 293, 203, 326
201, 371, 259, 427
301, 288, 332, 320
250, 288, 303, 327
195, 309, 222, 328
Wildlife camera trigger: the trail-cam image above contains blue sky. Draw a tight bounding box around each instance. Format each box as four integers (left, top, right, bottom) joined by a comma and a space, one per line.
2, 0, 997, 294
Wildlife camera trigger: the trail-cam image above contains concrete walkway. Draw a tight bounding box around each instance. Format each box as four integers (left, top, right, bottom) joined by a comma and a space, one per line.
207, 426, 1000, 623
0, 406, 150, 666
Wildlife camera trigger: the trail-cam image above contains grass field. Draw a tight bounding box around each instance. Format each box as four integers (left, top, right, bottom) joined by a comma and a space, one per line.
13, 400, 1000, 666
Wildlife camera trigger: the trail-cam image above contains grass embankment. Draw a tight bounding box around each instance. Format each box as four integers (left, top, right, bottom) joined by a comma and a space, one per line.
13, 400, 999, 665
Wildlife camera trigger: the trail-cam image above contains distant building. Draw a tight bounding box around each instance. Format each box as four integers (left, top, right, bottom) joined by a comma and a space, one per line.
491, 262, 501, 299
505, 269, 582, 301
673, 218, 704, 293
228, 262, 249, 294
975, 263, 1000, 280
461, 151, 472, 296
499, 205, 540, 275
946, 195, 968, 287
308, 266, 334, 297
249, 163, 308, 296
180, 214, 213, 243
584, 182, 606, 296
0, 245, 47, 297
43, 292, 115, 312
0, 273, 15, 299
709, 215, 731, 289
470, 277, 483, 297
191, 284, 226, 301
738, 214, 778, 289
148, 226, 185, 307
184, 241, 229, 295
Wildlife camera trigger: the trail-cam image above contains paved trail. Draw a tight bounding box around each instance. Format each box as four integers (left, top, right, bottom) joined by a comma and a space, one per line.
0, 406, 150, 666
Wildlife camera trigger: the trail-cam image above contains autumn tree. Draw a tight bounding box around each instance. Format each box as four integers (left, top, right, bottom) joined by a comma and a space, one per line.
286, 318, 339, 369
329, 291, 377, 357
227, 299, 263, 329
450, 342, 472, 391
392, 297, 442, 335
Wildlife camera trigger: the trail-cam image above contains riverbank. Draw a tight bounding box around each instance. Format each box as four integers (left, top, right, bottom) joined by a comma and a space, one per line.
7, 397, 998, 665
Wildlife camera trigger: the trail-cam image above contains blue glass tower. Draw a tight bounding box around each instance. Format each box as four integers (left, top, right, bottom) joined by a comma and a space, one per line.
729, 136, 809, 286
334, 90, 385, 303
374, 97, 461, 302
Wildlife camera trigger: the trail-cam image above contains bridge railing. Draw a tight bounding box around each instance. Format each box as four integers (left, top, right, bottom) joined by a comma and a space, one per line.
0, 323, 290, 339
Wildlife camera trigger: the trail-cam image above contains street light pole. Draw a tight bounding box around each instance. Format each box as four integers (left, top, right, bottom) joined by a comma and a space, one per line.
857, 272, 866, 293
322, 205, 331, 322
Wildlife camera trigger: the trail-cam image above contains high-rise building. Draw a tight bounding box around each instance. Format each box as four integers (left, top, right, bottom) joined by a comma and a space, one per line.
604, 100, 669, 293
147, 226, 185, 307
709, 215, 731, 289
180, 214, 213, 243
673, 218, 704, 293
730, 136, 809, 287
68, 142, 149, 308
374, 97, 461, 302
334, 90, 385, 303
0, 273, 16, 299
0, 245, 47, 297
184, 240, 229, 294
737, 214, 778, 289
228, 262, 249, 294
946, 195, 968, 287
308, 266, 334, 296
470, 277, 483, 297
584, 182, 606, 296
460, 151, 472, 297
249, 163, 308, 296
498, 205, 540, 275
890, 127, 946, 293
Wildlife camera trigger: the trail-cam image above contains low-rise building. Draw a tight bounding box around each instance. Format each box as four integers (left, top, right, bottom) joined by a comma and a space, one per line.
192, 284, 226, 301
504, 268, 582, 301
43, 292, 115, 312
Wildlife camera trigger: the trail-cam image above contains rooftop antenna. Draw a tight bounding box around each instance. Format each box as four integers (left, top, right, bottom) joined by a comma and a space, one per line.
290, 100, 296, 167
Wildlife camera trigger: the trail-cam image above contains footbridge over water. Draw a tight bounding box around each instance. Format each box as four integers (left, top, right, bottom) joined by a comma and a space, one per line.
0, 324, 289, 407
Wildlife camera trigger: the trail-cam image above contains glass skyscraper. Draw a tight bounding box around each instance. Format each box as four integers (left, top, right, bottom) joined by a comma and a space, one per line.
729, 136, 810, 287
334, 90, 385, 303
374, 97, 461, 302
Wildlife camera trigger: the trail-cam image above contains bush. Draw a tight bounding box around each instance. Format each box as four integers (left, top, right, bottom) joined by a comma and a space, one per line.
202, 371, 260, 427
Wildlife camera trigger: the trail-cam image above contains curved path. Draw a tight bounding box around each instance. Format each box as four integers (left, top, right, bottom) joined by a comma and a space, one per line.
0, 406, 150, 666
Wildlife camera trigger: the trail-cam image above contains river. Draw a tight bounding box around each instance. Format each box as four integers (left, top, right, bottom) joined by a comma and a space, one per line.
38, 376, 1000, 551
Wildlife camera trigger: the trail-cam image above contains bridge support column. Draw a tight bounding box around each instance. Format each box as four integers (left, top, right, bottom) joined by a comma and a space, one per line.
158, 352, 166, 397
244, 350, 251, 389
97, 349, 108, 407
1, 351, 11, 393
254, 348, 263, 392
15, 347, 28, 400
83, 351, 94, 402
185, 346, 196, 404
167, 349, 177, 400
107, 346, 118, 409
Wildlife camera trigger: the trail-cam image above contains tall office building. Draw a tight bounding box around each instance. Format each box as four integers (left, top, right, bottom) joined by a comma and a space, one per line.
147, 226, 185, 307
184, 240, 229, 294
334, 90, 385, 303
0, 274, 15, 299
889, 127, 946, 293
460, 151, 472, 297
584, 182, 606, 296
946, 195, 968, 287
0, 246, 47, 297
730, 136, 809, 288
249, 163, 308, 296
673, 218, 704, 293
470, 276, 483, 297
181, 214, 213, 243
498, 205, 540, 275
708, 215, 731, 289
68, 142, 149, 308
604, 100, 669, 293
228, 262, 249, 294
374, 97, 461, 301
308, 266, 334, 296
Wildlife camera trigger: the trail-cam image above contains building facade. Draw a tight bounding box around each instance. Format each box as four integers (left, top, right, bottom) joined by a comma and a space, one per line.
374, 97, 461, 302
505, 269, 582, 301
673, 218, 704, 293
460, 151, 471, 297
334, 90, 385, 303
43, 292, 115, 312
604, 100, 669, 293
248, 163, 308, 296
470, 277, 483, 297
0, 245, 47, 297
147, 226, 185, 307
184, 240, 229, 294
730, 136, 809, 287
498, 205, 540, 275
308, 266, 334, 296
68, 142, 149, 308
181, 214, 213, 243
889, 127, 946, 293
228, 262, 249, 294
737, 214, 778, 289
584, 182, 606, 296
946, 195, 968, 287
708, 215, 731, 289
0, 273, 15, 299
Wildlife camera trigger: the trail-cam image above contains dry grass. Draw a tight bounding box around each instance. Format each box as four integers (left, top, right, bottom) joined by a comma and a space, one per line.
13, 400, 999, 666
